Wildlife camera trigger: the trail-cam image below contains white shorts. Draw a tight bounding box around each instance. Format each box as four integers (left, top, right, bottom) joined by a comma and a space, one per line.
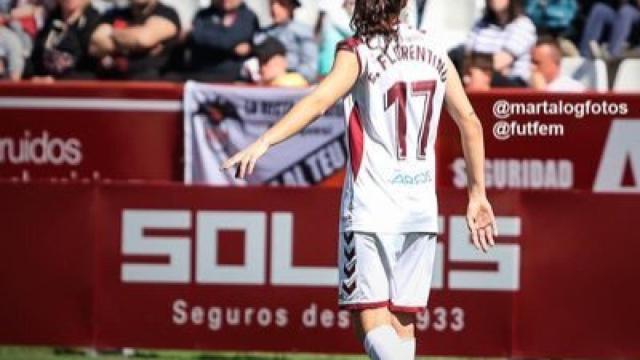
338, 232, 437, 313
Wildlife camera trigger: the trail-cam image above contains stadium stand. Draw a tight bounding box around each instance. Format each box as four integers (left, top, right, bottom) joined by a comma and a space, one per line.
613, 58, 640, 91
560, 57, 609, 92
2, 0, 640, 91
419, 0, 485, 50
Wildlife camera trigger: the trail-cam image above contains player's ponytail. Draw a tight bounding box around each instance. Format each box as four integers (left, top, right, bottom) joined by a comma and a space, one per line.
351, 0, 407, 48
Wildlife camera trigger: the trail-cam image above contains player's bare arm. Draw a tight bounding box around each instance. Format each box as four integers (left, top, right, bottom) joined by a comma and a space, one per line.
444, 56, 498, 253
222, 50, 359, 178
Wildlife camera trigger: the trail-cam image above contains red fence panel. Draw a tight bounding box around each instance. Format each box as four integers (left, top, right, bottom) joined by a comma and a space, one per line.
0, 82, 183, 182
1, 83, 639, 356
0, 183, 96, 345
437, 91, 640, 192
512, 192, 640, 358
2, 84, 639, 192
1, 182, 639, 357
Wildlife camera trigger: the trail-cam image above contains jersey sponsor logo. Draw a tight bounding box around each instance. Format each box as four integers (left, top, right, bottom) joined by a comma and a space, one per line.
389, 170, 433, 186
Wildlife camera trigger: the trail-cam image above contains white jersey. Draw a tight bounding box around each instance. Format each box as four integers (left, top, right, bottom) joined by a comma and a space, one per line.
338, 24, 448, 233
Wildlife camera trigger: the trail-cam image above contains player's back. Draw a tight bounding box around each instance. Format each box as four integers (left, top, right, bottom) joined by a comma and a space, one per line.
338, 23, 448, 234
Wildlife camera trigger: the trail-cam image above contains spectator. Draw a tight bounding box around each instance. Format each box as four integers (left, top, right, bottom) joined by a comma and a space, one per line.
187, 0, 259, 83
465, 0, 537, 87
463, 52, 494, 91
89, 0, 180, 80
530, 36, 586, 91
3, 0, 55, 43
254, 36, 307, 87
0, 0, 52, 80
579, 0, 640, 59
158, 0, 200, 34
526, 0, 580, 55
526, 0, 577, 36
29, 0, 99, 80
0, 23, 25, 80
316, 0, 354, 76
258, 0, 317, 82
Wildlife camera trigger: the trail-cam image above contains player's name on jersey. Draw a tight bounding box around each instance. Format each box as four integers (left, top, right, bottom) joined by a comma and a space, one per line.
370, 43, 447, 84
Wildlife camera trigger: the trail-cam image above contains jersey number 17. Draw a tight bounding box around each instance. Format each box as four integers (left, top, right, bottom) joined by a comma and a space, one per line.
385, 80, 438, 161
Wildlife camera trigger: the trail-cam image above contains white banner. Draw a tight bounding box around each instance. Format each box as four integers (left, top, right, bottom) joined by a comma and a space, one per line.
184, 82, 347, 186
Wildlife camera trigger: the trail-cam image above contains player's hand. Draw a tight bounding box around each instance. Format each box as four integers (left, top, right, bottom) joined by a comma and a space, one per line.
466, 194, 498, 253
221, 137, 270, 179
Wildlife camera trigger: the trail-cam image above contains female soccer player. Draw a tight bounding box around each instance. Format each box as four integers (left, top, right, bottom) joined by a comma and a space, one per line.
222, 0, 497, 358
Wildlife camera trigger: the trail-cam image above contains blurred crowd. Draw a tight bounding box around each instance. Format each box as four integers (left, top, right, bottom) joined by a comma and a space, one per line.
453, 0, 640, 92
0, 0, 638, 91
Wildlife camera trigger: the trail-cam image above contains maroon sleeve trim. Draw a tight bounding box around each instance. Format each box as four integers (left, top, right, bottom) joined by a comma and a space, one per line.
335, 37, 363, 77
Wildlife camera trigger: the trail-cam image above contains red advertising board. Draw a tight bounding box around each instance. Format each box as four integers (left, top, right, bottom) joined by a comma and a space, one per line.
0, 184, 95, 345
0, 82, 183, 182
2, 83, 639, 192
1, 182, 639, 357
436, 91, 640, 193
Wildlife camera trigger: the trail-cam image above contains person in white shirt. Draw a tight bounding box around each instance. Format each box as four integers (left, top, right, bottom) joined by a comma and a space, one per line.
530, 36, 586, 92
465, 0, 537, 87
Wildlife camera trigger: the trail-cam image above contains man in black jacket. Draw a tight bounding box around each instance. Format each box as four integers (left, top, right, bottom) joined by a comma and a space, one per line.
30, 0, 100, 80
187, 0, 259, 83
89, 0, 181, 80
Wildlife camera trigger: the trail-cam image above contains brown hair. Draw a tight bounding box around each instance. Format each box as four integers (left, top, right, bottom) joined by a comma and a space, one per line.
351, 0, 407, 47
483, 0, 524, 25
464, 52, 494, 74
535, 35, 563, 64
